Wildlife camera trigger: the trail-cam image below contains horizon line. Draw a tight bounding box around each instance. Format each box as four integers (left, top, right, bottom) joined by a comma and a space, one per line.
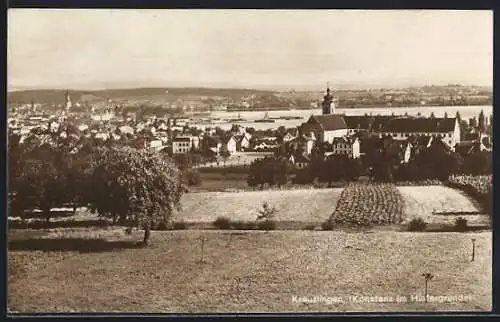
7, 82, 492, 93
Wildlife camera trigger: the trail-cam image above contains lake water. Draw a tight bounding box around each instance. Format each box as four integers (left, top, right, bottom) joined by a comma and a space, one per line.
190, 105, 492, 130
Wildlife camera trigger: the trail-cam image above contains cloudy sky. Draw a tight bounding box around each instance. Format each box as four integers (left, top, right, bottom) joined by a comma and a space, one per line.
8, 9, 493, 91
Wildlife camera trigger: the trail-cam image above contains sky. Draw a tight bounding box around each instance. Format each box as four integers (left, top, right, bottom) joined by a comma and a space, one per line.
7, 9, 493, 91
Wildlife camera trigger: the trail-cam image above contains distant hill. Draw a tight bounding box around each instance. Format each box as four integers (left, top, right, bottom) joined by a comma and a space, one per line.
7, 87, 278, 105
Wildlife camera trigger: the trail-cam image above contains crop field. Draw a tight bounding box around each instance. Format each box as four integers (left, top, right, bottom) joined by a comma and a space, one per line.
8, 229, 491, 312
397, 186, 488, 226
330, 183, 405, 226
173, 189, 343, 225
447, 175, 492, 197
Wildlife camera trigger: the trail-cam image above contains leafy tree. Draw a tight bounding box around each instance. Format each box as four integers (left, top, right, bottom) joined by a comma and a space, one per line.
276, 126, 286, 138
469, 117, 477, 128
247, 156, 291, 189
12, 145, 67, 223
462, 151, 492, 175
246, 127, 256, 135
88, 147, 185, 245
408, 138, 462, 180
230, 124, 240, 133
215, 127, 225, 137
478, 110, 486, 132
173, 153, 193, 171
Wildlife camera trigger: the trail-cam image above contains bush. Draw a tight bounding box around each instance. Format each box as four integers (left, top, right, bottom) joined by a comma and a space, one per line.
257, 220, 276, 230
305, 224, 316, 231
213, 216, 232, 229
184, 169, 202, 186
154, 221, 168, 230
231, 220, 256, 230
173, 221, 188, 230
407, 218, 427, 232
321, 219, 334, 231
454, 217, 468, 232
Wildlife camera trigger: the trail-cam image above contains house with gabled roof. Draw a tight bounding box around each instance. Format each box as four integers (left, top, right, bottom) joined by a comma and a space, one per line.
288, 153, 311, 169
282, 132, 296, 143
331, 136, 361, 159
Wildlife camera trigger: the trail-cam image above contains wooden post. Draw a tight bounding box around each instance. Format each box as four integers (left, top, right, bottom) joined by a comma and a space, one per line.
471, 238, 476, 262
199, 236, 207, 263
424, 280, 428, 303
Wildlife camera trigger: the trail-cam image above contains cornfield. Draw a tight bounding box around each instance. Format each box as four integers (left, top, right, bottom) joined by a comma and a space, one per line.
330, 183, 405, 226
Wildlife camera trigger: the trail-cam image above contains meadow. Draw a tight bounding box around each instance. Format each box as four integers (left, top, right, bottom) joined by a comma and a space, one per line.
173, 188, 343, 229
8, 228, 491, 313
8, 182, 492, 313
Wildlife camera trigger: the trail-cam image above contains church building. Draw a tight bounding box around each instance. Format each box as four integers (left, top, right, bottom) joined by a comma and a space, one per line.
298, 85, 348, 144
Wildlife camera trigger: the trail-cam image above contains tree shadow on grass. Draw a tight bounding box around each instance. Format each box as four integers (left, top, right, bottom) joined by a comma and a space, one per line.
8, 238, 145, 253
8, 219, 113, 230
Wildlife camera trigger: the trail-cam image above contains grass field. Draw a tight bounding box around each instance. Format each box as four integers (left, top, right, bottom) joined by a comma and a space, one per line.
173, 189, 343, 225
397, 186, 488, 226
8, 228, 491, 313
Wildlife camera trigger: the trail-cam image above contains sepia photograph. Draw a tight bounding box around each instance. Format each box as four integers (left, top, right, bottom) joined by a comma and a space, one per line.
7, 9, 493, 313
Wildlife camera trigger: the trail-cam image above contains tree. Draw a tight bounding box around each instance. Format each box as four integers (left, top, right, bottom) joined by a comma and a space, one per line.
246, 127, 256, 135
478, 110, 486, 132
469, 117, 477, 128
247, 156, 291, 189
276, 126, 286, 138
408, 138, 461, 180
184, 169, 202, 186
88, 147, 185, 245
174, 153, 193, 171
230, 124, 240, 133
12, 145, 67, 223
215, 127, 225, 137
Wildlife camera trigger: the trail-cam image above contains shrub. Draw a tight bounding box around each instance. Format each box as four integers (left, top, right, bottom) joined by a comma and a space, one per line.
155, 221, 168, 231
173, 221, 188, 230
407, 217, 427, 232
305, 224, 317, 231
184, 169, 202, 186
321, 219, 334, 231
213, 216, 232, 230
454, 217, 468, 232
257, 220, 276, 231
231, 220, 256, 230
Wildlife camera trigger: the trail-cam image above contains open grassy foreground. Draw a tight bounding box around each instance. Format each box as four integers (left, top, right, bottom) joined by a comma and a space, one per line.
8, 228, 491, 313
173, 189, 343, 225
397, 186, 488, 226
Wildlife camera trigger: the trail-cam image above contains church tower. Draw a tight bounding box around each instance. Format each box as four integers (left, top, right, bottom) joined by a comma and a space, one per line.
321, 83, 335, 115
64, 90, 72, 112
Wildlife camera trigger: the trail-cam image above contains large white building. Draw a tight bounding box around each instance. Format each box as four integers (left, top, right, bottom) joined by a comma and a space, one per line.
371, 117, 461, 149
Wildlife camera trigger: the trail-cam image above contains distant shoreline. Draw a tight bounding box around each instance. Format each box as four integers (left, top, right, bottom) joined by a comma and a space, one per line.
226, 102, 492, 112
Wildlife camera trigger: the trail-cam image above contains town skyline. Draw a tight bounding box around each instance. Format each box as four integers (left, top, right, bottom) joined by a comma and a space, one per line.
8, 10, 492, 91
